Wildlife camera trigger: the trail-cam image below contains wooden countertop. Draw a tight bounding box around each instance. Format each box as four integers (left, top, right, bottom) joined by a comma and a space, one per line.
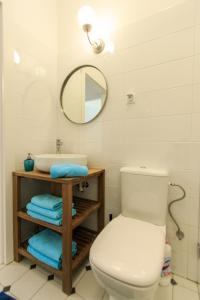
13, 168, 105, 184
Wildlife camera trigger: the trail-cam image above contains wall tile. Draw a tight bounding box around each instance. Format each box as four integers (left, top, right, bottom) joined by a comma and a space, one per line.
171, 249, 188, 277
149, 85, 193, 116
187, 254, 198, 282
194, 55, 200, 84
195, 25, 200, 54
193, 84, 200, 113
113, 0, 196, 50
191, 113, 200, 140
103, 28, 194, 75
123, 57, 193, 94
123, 115, 191, 142
196, 0, 200, 25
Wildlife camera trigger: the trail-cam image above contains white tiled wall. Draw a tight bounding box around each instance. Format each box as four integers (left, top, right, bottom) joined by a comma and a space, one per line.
57, 0, 200, 282
2, 0, 58, 262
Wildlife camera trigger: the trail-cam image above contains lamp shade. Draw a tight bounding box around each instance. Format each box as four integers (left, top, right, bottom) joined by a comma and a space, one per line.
78, 5, 96, 27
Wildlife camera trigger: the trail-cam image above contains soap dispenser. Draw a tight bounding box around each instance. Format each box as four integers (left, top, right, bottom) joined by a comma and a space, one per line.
24, 153, 34, 172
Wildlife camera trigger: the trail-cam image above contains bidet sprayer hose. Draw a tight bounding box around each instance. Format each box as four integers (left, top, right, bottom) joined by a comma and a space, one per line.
168, 183, 186, 240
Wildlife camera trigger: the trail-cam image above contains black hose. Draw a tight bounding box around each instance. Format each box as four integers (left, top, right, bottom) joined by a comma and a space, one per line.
168, 183, 186, 240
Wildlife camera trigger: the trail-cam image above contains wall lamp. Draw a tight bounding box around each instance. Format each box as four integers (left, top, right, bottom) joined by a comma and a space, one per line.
78, 5, 105, 54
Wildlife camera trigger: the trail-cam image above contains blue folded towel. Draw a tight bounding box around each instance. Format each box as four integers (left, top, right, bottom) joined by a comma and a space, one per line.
27, 207, 77, 226
0, 292, 16, 300
31, 194, 62, 210
27, 243, 77, 270
27, 245, 62, 269
50, 164, 89, 179
26, 203, 63, 220
28, 229, 77, 263
27, 210, 62, 225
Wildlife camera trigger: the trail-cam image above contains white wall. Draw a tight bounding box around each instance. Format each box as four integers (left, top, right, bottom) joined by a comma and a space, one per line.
1, 0, 58, 263
58, 0, 200, 281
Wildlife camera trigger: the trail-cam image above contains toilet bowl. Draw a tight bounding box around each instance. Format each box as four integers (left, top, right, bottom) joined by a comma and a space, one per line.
90, 167, 169, 300
90, 215, 166, 300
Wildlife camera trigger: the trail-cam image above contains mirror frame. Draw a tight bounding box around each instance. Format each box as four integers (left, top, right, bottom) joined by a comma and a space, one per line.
60, 65, 108, 124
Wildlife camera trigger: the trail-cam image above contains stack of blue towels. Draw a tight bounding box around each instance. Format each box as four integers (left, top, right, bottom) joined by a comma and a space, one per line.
26, 194, 77, 226
27, 229, 77, 269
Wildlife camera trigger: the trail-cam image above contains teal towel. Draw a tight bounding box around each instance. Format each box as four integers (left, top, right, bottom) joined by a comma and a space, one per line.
27, 245, 62, 269
26, 203, 63, 220
27, 208, 77, 226
28, 229, 77, 263
27, 210, 62, 226
27, 243, 77, 270
31, 194, 62, 210
50, 164, 88, 179
0, 292, 16, 300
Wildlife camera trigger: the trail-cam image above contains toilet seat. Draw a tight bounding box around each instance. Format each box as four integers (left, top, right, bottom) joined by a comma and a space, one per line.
90, 215, 166, 288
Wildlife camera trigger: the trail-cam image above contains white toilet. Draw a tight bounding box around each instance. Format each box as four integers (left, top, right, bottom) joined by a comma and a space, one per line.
90, 167, 169, 300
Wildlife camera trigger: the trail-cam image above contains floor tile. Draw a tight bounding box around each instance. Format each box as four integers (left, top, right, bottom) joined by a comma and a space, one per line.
155, 284, 173, 300
31, 278, 67, 300
102, 292, 109, 300
72, 262, 87, 286
68, 295, 84, 300
173, 275, 198, 292
173, 285, 199, 300
10, 267, 48, 300
0, 261, 30, 286
76, 270, 104, 300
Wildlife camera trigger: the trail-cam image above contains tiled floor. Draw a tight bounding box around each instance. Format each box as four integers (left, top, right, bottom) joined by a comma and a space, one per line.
0, 261, 199, 300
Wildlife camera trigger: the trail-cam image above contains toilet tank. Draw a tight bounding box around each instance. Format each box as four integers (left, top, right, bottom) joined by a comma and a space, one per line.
120, 167, 169, 226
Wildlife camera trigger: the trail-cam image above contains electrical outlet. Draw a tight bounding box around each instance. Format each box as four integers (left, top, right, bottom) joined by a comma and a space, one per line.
126, 93, 135, 104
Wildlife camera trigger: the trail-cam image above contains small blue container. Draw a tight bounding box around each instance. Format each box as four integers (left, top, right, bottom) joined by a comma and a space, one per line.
24, 153, 34, 172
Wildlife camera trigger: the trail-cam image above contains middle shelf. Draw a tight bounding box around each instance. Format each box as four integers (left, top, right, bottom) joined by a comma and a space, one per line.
17, 197, 101, 233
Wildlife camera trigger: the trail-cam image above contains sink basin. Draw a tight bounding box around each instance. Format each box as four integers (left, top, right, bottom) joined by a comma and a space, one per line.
34, 154, 88, 173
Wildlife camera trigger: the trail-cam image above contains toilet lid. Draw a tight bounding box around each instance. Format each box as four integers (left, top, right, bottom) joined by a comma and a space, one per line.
90, 215, 166, 287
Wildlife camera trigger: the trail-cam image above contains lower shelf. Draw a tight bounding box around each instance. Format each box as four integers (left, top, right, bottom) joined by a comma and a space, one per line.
18, 227, 97, 277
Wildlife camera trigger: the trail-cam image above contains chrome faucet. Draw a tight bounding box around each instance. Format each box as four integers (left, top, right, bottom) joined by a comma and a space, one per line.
56, 139, 63, 154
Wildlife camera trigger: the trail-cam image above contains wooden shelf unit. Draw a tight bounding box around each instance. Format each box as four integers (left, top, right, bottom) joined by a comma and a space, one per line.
13, 168, 105, 295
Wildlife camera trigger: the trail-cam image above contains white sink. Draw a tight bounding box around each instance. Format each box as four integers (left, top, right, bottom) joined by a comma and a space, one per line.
34, 154, 88, 173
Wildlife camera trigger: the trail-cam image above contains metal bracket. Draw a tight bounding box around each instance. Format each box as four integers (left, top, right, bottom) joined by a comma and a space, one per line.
48, 274, 54, 281
30, 264, 36, 270
3, 285, 11, 292
85, 265, 91, 271
171, 278, 178, 286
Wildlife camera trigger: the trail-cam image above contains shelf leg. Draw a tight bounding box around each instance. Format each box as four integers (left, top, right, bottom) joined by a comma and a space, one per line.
13, 175, 22, 262
50, 182, 61, 197
97, 171, 105, 233
62, 182, 73, 295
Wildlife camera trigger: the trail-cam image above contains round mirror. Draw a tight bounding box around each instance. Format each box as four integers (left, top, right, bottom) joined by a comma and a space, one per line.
60, 65, 108, 124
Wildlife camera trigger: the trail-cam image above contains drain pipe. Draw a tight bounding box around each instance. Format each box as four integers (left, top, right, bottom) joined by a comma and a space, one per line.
168, 183, 186, 240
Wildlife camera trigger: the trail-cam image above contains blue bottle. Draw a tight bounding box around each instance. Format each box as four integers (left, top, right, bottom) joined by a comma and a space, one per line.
24, 153, 34, 172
